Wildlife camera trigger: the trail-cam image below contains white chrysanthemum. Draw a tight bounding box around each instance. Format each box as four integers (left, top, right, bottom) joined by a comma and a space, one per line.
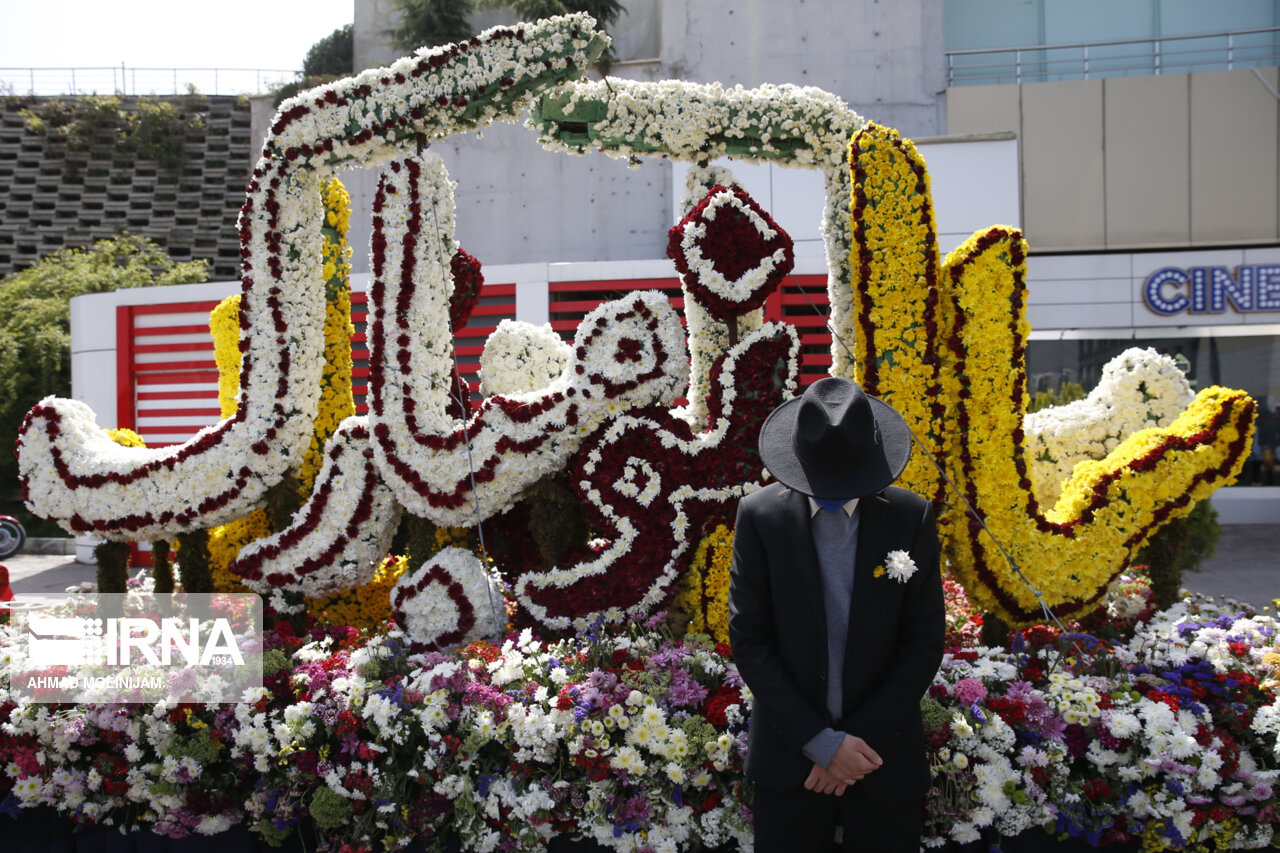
479, 320, 571, 396
1024, 347, 1195, 506
1106, 711, 1142, 738
391, 547, 504, 653
884, 550, 918, 583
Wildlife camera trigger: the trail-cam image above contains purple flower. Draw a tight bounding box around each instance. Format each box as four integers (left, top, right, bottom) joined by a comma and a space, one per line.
462, 681, 511, 712
664, 669, 708, 708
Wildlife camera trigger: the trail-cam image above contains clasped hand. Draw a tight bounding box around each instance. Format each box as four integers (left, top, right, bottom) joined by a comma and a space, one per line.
803, 735, 882, 795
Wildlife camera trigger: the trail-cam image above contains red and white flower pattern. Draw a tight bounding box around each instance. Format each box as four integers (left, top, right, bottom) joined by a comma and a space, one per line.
390, 547, 504, 652
229, 417, 402, 612
509, 323, 801, 632
668, 183, 794, 320
367, 152, 689, 528
14, 14, 606, 541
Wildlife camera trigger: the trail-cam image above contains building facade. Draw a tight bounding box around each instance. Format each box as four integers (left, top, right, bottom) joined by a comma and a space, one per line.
944, 0, 1280, 519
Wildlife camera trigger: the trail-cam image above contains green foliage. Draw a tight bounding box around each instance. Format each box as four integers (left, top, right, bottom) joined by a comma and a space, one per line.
19, 95, 123, 140
304, 24, 355, 77
265, 471, 305, 534
0, 235, 208, 526
1137, 499, 1221, 611
495, 0, 623, 31
1028, 380, 1086, 414
526, 474, 589, 567
19, 96, 204, 171
388, 0, 476, 52
94, 541, 132, 594
175, 530, 214, 594
269, 23, 356, 106
269, 76, 330, 107
920, 694, 951, 732
128, 99, 195, 170
261, 648, 291, 678
388, 0, 624, 66
309, 786, 354, 830
151, 540, 175, 594
402, 514, 442, 570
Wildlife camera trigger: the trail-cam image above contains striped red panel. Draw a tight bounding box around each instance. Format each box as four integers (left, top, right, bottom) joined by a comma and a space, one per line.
117, 285, 520, 442
116, 278, 833, 451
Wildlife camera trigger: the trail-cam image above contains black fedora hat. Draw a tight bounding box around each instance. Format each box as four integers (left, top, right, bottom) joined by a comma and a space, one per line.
757, 377, 912, 499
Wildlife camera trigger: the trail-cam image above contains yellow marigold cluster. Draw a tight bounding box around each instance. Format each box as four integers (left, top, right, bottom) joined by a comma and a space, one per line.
1262, 650, 1280, 692
208, 513, 271, 594
210, 296, 242, 419
847, 124, 948, 507
433, 526, 471, 552
322, 177, 352, 280
306, 555, 410, 632
207, 293, 270, 593
307, 527, 475, 634
304, 178, 357, 490
105, 428, 146, 448
845, 124, 1255, 627
936, 230, 1254, 625
672, 524, 734, 644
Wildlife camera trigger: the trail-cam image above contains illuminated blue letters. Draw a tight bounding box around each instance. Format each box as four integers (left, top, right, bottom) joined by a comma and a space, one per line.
1144, 265, 1280, 315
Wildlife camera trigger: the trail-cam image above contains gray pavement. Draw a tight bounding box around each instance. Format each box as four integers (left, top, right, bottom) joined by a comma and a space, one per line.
2, 526, 1276, 611
1180, 524, 1279, 613
5, 550, 96, 594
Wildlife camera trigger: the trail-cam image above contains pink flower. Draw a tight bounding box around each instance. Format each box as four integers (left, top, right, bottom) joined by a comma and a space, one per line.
953, 677, 987, 706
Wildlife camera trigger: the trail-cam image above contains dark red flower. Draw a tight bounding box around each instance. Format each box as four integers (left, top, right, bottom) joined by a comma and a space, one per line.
667, 184, 793, 322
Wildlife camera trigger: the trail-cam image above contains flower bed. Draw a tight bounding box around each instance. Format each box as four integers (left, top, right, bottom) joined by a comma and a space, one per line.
2, 581, 1277, 852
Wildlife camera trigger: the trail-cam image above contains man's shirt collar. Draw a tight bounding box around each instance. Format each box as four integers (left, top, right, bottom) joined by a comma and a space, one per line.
807, 497, 860, 518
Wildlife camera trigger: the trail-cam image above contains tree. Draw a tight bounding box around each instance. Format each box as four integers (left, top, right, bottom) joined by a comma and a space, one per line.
387, 0, 624, 66
388, 0, 476, 52
497, 0, 623, 32
273, 25, 357, 106
0, 235, 209, 531
303, 24, 354, 78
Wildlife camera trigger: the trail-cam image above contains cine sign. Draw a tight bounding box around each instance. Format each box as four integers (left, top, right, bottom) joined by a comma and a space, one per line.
1144, 265, 1280, 316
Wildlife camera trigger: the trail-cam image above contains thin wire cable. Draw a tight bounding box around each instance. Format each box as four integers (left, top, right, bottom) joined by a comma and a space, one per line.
788, 274, 1073, 635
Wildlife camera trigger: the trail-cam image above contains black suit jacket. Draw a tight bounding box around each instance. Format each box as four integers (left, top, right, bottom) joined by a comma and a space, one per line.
728, 482, 944, 802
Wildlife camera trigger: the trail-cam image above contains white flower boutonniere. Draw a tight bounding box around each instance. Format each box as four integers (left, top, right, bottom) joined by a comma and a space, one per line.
874, 550, 918, 583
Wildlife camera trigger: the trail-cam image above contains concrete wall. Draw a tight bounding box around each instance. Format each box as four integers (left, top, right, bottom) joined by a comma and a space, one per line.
947, 67, 1280, 252
332, 0, 947, 273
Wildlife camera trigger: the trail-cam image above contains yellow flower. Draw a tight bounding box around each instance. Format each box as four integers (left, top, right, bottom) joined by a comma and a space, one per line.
873, 566, 886, 579
105, 428, 146, 448
672, 524, 734, 643
845, 123, 1255, 627
307, 555, 410, 632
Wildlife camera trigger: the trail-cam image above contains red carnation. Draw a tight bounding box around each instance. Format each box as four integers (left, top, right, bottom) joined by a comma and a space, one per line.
703, 684, 742, 728
667, 184, 793, 327
449, 247, 484, 329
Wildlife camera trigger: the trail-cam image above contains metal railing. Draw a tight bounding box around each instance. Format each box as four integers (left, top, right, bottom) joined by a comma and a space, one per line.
0, 66, 296, 97
946, 27, 1280, 86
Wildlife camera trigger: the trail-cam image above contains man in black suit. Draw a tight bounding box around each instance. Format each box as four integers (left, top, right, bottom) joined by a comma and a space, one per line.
729, 377, 944, 852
